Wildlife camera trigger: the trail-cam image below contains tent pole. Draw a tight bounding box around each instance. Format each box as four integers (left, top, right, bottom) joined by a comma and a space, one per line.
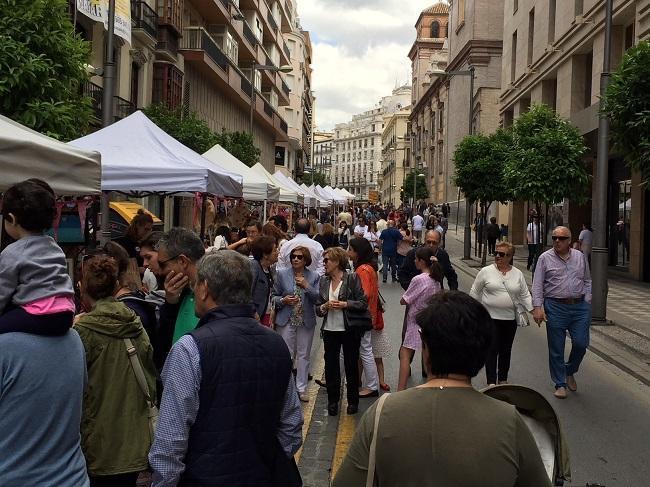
263, 199, 267, 223
199, 193, 208, 241
100, 191, 111, 246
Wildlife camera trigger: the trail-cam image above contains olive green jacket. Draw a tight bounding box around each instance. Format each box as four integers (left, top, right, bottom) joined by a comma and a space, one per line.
75, 298, 157, 476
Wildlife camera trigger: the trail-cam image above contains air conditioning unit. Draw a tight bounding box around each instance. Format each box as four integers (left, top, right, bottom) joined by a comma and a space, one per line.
207, 25, 239, 64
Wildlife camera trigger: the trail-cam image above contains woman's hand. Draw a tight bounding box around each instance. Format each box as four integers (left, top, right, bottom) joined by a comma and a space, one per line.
295, 276, 308, 289
283, 295, 300, 306
330, 300, 348, 309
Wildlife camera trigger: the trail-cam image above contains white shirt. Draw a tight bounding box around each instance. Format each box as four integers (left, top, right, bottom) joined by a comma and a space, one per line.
354, 225, 368, 236
323, 280, 345, 331
276, 233, 325, 276
364, 231, 380, 249
412, 215, 424, 231
213, 235, 228, 250
376, 219, 388, 233
579, 229, 593, 253
526, 222, 542, 244
469, 264, 533, 321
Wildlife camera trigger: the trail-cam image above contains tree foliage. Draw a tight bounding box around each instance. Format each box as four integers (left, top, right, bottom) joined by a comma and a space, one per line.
0, 0, 93, 140
143, 103, 261, 165
504, 104, 589, 207
401, 170, 429, 201
302, 171, 329, 187
453, 129, 513, 205
602, 40, 650, 184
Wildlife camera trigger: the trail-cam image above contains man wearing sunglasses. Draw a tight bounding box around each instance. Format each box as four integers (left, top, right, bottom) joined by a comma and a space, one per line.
532, 226, 592, 399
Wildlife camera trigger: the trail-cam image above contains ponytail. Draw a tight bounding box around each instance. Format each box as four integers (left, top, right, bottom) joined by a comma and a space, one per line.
415, 246, 443, 284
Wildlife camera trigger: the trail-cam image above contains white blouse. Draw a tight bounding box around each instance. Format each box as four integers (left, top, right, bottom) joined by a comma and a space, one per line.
323, 279, 345, 332
469, 264, 533, 321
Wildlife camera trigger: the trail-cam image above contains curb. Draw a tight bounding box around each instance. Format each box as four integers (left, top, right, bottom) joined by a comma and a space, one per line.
451, 258, 650, 387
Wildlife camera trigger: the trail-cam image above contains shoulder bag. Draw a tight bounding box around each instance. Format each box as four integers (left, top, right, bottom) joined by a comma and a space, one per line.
365, 393, 391, 487
344, 273, 373, 332
498, 270, 531, 327
123, 338, 159, 442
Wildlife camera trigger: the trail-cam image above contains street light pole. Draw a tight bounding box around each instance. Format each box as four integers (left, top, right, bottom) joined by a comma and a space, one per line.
463, 66, 475, 260
591, 0, 613, 324
99, 0, 116, 247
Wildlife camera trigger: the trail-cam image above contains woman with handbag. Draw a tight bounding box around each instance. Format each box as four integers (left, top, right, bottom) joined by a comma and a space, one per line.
398, 246, 442, 391
349, 237, 391, 393
470, 241, 533, 386
317, 246, 369, 417
74, 256, 157, 487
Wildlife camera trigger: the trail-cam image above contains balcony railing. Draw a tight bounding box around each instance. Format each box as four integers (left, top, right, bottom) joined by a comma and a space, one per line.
156, 26, 179, 58
114, 95, 136, 121
243, 22, 258, 47
281, 80, 290, 96
280, 120, 288, 134
263, 100, 273, 117
82, 80, 103, 122
267, 11, 278, 31
180, 27, 228, 72
131, 1, 158, 39
283, 42, 290, 60
241, 76, 253, 98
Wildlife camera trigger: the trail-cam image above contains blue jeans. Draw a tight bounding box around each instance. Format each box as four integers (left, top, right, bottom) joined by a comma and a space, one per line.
544, 299, 591, 388
382, 252, 397, 282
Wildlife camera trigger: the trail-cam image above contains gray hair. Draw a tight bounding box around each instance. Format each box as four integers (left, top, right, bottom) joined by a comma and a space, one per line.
197, 250, 252, 305
156, 227, 205, 263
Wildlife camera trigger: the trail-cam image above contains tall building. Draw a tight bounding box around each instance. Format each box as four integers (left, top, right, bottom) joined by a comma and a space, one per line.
381, 108, 411, 207
278, 3, 314, 179
313, 131, 335, 182
331, 86, 411, 201
408, 2, 451, 204
500, 0, 650, 282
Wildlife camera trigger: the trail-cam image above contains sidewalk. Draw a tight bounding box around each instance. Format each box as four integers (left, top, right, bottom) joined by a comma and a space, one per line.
448, 229, 650, 386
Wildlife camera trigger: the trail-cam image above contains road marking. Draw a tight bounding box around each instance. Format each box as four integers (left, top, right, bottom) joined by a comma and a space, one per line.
295, 344, 326, 464
330, 395, 356, 479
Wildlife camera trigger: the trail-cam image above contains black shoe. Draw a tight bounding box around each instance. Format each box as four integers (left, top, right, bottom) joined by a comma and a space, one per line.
308, 374, 313, 381
359, 390, 379, 398
346, 404, 358, 415
382, 279, 387, 283
392, 277, 397, 282
315, 379, 327, 388
328, 403, 339, 416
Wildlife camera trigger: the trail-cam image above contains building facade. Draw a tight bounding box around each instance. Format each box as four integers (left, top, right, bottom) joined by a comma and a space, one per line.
331, 86, 412, 201
313, 131, 334, 182
408, 3, 451, 204
500, 0, 649, 282
381, 109, 411, 207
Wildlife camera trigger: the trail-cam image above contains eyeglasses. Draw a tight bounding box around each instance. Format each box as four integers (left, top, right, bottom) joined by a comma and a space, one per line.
494, 251, 509, 258
290, 254, 304, 261
551, 236, 570, 241
158, 253, 181, 267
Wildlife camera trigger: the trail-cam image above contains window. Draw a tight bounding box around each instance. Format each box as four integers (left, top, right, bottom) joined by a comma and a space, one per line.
511, 31, 518, 82
625, 23, 635, 51
548, 0, 556, 44
152, 63, 183, 110
371, 124, 375, 132
431, 21, 440, 38
458, 0, 466, 25
528, 8, 535, 66
371, 138, 375, 146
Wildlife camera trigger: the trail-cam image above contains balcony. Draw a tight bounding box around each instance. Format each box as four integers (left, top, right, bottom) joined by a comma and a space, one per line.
156, 0, 182, 35
243, 22, 258, 47
281, 79, 290, 96
131, 1, 158, 42
114, 95, 136, 121
155, 26, 179, 62
180, 27, 228, 72
81, 81, 135, 123
282, 41, 290, 60
267, 10, 278, 31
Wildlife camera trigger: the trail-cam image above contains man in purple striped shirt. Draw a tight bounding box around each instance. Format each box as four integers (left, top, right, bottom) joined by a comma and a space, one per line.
532, 226, 592, 399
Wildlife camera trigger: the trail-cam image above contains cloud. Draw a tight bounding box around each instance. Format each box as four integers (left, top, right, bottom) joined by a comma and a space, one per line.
298, 1, 446, 130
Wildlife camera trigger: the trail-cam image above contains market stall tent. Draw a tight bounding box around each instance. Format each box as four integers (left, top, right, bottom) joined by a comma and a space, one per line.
204, 145, 279, 201
0, 114, 101, 195
273, 171, 324, 207
70, 111, 243, 196
251, 163, 303, 205
300, 184, 329, 206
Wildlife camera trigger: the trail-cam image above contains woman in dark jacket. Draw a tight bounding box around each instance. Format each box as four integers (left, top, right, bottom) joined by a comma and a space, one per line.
250, 236, 279, 326
314, 223, 339, 250
316, 246, 368, 417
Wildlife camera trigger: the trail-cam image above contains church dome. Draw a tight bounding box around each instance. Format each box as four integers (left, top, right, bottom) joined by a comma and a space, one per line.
423, 2, 450, 15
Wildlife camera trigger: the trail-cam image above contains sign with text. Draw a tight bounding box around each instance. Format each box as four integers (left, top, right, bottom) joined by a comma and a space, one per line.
274, 146, 286, 166
368, 190, 379, 203
76, 0, 131, 45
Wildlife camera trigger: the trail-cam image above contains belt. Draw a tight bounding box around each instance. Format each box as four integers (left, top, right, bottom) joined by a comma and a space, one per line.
548, 296, 584, 305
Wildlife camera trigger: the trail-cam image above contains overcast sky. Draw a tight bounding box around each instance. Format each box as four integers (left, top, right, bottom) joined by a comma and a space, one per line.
298, 1, 447, 131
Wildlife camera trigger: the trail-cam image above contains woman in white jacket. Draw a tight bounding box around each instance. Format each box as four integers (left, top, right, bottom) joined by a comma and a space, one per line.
470, 241, 532, 386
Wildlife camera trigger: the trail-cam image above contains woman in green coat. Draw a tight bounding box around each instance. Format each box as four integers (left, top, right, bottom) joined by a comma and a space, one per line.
75, 255, 157, 487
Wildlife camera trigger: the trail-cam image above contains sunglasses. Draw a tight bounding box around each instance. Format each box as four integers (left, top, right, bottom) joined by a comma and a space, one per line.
494, 251, 509, 258
551, 236, 570, 241
290, 254, 304, 261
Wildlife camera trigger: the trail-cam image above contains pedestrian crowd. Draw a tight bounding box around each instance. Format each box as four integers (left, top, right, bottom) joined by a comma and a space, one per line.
0, 181, 586, 487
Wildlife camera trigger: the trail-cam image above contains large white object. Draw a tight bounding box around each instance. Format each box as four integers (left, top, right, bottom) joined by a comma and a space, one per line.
274, 172, 326, 207
299, 184, 329, 206
313, 185, 346, 204
325, 186, 349, 204
71, 111, 243, 196
337, 187, 356, 199
204, 145, 279, 201
0, 114, 101, 195
251, 163, 303, 204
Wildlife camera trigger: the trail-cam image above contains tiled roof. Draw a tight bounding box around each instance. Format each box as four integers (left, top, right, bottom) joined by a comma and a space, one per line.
423, 2, 450, 14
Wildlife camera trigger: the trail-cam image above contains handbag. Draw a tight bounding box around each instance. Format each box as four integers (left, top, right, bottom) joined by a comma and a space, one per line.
344, 273, 373, 332
123, 338, 159, 442
498, 272, 531, 327
366, 393, 391, 487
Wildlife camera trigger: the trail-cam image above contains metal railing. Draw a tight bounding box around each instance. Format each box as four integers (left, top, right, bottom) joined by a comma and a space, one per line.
263, 100, 273, 117
82, 80, 103, 121
282, 79, 290, 96
131, 1, 158, 38
267, 11, 278, 31
243, 23, 258, 47
180, 27, 228, 72
241, 76, 253, 98
283, 42, 290, 60
114, 95, 135, 121
280, 120, 288, 133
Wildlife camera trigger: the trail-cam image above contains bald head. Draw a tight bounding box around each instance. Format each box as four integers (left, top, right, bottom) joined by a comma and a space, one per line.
425, 230, 441, 247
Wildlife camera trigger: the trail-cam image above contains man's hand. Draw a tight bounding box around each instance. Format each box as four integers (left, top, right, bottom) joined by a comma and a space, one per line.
165, 270, 189, 304
532, 307, 546, 325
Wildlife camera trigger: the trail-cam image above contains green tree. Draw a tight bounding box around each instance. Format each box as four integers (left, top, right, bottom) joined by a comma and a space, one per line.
303, 171, 328, 187
0, 0, 93, 140
505, 103, 589, 252
602, 40, 650, 184
215, 130, 260, 167
454, 129, 514, 264
143, 103, 218, 154
401, 170, 429, 202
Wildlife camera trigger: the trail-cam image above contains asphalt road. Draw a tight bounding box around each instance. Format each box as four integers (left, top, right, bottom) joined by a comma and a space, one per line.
351, 235, 650, 486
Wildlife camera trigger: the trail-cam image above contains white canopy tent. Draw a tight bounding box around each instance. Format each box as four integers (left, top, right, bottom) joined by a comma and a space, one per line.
272, 171, 314, 206
337, 188, 356, 200
325, 186, 349, 205
0, 115, 101, 195
71, 111, 243, 196
251, 163, 303, 205
314, 185, 346, 205
301, 184, 329, 206
204, 145, 279, 201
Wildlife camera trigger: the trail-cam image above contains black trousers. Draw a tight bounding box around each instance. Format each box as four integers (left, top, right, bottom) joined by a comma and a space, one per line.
89, 472, 139, 487
323, 329, 361, 406
485, 319, 518, 384
527, 244, 540, 270
487, 238, 497, 255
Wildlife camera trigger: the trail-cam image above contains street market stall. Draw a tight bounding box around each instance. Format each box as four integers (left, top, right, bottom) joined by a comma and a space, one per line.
251, 163, 303, 205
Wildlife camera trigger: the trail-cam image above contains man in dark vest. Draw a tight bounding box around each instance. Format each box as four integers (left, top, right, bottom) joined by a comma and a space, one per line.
149, 250, 303, 487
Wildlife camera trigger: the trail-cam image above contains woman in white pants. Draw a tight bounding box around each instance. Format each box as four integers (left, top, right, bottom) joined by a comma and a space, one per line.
272, 246, 320, 402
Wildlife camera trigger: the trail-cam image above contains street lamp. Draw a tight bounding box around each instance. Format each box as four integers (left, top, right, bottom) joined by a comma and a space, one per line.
249, 64, 293, 136
412, 171, 425, 208
430, 64, 475, 260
